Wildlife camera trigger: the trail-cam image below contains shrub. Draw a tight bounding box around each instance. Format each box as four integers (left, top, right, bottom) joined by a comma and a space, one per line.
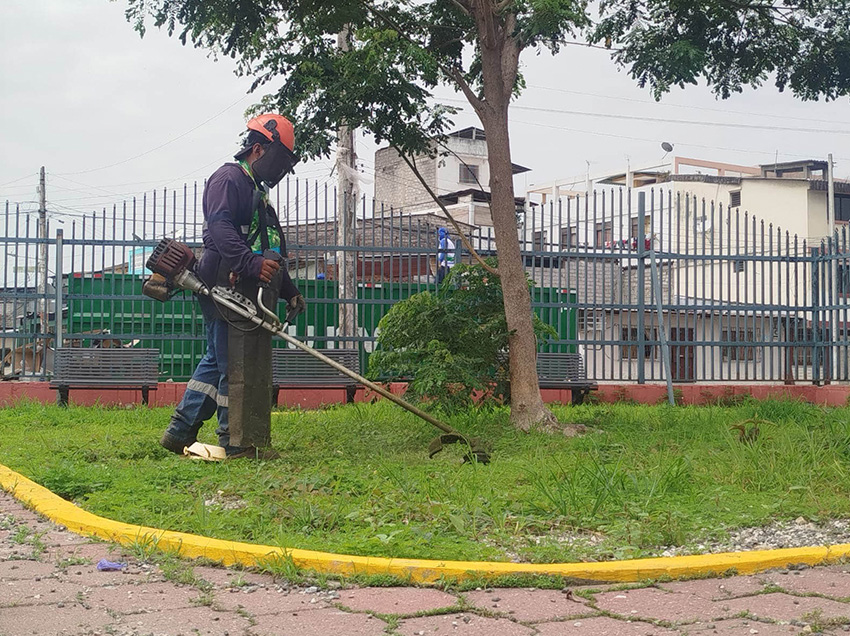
367, 260, 557, 411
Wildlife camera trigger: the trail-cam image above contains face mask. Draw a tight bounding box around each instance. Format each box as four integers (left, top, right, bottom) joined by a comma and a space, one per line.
252, 140, 299, 188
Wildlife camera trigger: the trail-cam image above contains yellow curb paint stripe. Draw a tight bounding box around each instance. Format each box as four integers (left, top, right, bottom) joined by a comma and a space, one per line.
3, 463, 849, 584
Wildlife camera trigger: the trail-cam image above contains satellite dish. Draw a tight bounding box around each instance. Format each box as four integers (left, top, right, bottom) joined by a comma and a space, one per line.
661, 142, 674, 152
695, 215, 712, 234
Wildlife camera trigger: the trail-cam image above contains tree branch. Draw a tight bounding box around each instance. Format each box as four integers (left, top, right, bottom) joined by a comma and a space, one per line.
501, 13, 521, 97
448, 68, 485, 114
398, 151, 499, 275
357, 0, 485, 112
449, 0, 473, 16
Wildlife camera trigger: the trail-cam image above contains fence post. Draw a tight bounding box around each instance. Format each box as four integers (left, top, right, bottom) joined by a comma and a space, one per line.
811, 246, 822, 385
637, 192, 646, 384
54, 229, 63, 364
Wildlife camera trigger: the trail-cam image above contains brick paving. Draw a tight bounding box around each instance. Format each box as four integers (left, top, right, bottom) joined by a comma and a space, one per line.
4, 490, 850, 636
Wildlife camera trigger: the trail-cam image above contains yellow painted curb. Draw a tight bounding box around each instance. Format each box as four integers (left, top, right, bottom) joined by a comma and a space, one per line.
3, 462, 850, 584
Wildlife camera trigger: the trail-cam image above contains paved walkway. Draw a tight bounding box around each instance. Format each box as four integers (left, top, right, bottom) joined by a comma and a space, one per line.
3, 490, 850, 636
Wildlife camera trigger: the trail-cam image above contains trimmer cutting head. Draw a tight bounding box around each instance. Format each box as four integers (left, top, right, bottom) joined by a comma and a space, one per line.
428, 434, 491, 464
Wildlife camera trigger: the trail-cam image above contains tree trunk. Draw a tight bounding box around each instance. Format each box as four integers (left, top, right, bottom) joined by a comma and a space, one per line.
475, 13, 557, 431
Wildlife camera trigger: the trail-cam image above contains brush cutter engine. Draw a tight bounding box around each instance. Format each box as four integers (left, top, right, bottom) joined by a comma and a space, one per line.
143, 239, 206, 297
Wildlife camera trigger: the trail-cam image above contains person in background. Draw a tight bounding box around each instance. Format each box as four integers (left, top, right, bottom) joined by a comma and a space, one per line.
437, 227, 456, 285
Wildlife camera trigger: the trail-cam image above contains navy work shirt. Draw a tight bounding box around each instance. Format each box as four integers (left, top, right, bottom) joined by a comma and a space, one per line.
197, 163, 299, 302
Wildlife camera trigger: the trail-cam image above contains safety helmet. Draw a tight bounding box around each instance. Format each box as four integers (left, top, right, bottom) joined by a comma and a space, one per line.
235, 113, 300, 187
246, 114, 295, 151
235, 114, 296, 158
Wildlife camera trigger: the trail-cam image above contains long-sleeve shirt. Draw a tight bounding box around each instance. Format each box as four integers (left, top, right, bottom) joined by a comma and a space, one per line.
197, 163, 299, 301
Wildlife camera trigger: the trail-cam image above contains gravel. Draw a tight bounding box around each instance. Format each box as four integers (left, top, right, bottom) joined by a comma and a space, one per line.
659, 517, 850, 557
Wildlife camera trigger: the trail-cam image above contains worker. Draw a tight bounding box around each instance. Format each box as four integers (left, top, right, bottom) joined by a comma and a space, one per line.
159, 114, 304, 460
436, 227, 456, 285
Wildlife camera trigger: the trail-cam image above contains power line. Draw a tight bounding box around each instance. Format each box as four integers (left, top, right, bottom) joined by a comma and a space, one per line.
441, 97, 850, 136
56, 93, 254, 176
509, 117, 850, 165
525, 84, 850, 128
0, 173, 37, 188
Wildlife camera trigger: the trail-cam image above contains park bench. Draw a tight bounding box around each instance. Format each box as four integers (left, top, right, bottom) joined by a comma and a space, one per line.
50, 348, 160, 407
272, 348, 361, 404
535, 352, 598, 405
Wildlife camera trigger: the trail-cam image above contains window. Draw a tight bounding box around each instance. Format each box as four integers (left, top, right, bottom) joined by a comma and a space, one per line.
560, 226, 577, 249
595, 221, 613, 247
459, 163, 479, 184
733, 260, 746, 274
630, 216, 640, 239
836, 194, 850, 223
730, 191, 742, 208
721, 329, 758, 361
840, 264, 850, 296
532, 231, 547, 250
620, 327, 657, 359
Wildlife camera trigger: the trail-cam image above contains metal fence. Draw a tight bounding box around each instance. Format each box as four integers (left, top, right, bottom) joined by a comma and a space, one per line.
1, 179, 848, 384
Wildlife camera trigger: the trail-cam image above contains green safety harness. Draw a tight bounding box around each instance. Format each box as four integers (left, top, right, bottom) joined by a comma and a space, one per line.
239, 159, 285, 255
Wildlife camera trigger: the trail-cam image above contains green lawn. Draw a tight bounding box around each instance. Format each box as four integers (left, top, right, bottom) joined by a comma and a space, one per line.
0, 398, 849, 564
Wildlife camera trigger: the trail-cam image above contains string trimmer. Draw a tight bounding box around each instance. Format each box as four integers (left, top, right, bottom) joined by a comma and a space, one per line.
142, 238, 490, 464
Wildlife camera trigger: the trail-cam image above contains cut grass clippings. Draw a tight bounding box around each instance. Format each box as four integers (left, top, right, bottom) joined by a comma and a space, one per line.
1, 398, 849, 565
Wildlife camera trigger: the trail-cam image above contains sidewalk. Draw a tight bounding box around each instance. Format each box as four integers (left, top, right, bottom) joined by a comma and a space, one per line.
2, 489, 850, 636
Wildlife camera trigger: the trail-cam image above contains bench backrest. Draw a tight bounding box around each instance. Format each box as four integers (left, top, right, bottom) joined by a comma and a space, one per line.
536, 352, 588, 382
53, 348, 160, 386
272, 348, 360, 386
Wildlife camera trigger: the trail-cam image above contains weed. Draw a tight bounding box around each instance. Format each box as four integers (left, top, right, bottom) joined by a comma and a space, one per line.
10, 526, 46, 557
612, 386, 637, 405
802, 608, 850, 631
255, 550, 303, 584
191, 591, 216, 607
57, 556, 92, 569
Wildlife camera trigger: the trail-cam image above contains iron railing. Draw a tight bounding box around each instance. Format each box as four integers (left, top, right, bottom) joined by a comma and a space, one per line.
1, 179, 847, 384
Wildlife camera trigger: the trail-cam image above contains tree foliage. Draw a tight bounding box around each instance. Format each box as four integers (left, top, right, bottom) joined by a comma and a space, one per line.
593, 0, 850, 100
367, 262, 557, 411
124, 0, 849, 164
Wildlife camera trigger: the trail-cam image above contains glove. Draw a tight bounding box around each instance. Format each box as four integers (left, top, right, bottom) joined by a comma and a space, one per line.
286, 294, 306, 321
259, 258, 281, 284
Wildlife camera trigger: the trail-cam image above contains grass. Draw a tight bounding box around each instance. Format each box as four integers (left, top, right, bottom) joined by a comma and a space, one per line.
1, 398, 850, 564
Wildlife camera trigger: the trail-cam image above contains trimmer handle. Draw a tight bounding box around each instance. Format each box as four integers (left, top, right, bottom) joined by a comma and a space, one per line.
284, 301, 304, 326
259, 248, 285, 290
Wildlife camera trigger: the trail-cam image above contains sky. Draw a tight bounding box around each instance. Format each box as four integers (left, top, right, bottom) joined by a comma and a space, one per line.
2, 0, 850, 220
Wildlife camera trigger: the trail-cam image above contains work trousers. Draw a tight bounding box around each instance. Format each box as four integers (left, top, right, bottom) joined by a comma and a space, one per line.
165, 288, 275, 450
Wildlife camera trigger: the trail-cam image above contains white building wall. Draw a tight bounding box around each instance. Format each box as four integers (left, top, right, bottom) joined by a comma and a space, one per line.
436, 136, 490, 194
737, 179, 812, 238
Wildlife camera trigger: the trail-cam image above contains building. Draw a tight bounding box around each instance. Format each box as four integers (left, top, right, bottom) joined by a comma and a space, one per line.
373, 127, 529, 227
525, 157, 850, 384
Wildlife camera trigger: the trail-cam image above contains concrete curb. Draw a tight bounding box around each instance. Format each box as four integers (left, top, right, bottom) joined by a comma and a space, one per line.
3, 462, 850, 585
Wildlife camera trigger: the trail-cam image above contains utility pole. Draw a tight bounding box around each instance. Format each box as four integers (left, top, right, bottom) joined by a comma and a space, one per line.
335, 25, 358, 349
37, 167, 48, 368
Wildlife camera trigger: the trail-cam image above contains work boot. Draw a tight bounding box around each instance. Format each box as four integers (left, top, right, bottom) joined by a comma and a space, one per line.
160, 431, 196, 455
225, 446, 281, 460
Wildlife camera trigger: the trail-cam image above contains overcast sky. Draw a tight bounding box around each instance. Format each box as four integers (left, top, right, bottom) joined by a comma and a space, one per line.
2, 0, 849, 219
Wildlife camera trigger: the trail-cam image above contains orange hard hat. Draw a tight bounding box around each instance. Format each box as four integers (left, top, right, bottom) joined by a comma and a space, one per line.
246, 114, 295, 152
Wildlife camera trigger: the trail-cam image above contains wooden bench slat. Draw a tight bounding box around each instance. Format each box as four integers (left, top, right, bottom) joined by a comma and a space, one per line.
272, 348, 361, 403
50, 348, 160, 406
535, 352, 597, 405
